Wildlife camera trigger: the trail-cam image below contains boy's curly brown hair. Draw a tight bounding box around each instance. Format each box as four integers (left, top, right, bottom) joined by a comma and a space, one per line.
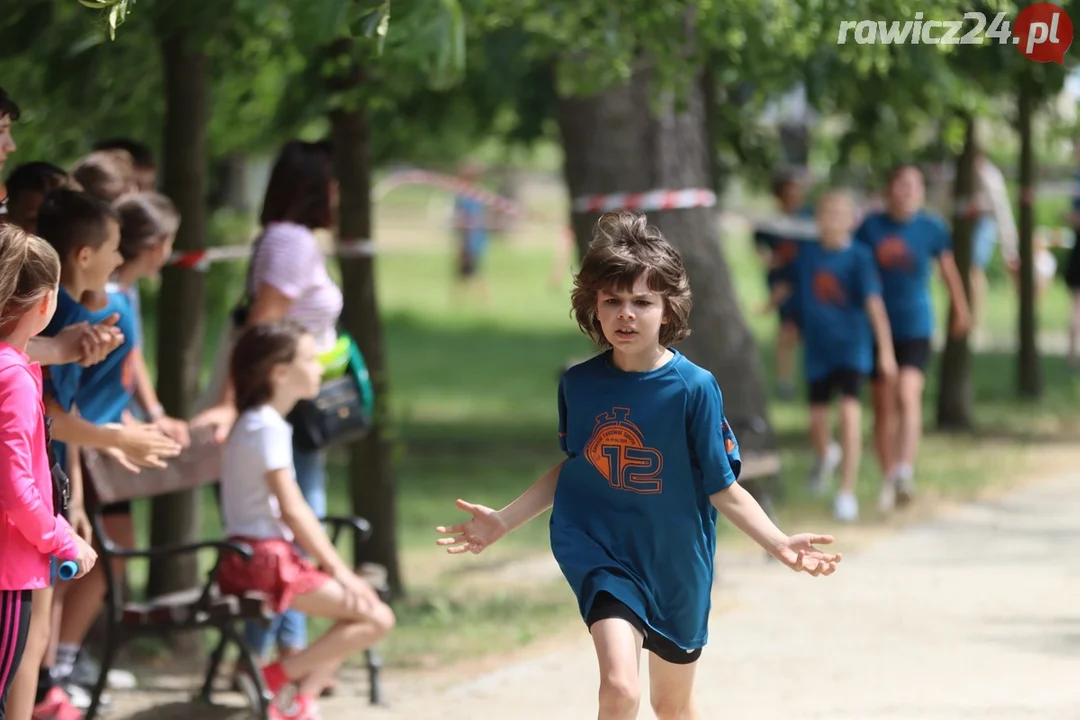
570, 210, 692, 348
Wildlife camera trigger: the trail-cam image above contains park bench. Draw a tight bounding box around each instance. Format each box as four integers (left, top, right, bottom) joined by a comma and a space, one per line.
79, 427, 389, 720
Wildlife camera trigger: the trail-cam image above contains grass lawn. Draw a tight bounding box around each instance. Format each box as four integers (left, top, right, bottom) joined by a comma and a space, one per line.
129, 183, 1080, 671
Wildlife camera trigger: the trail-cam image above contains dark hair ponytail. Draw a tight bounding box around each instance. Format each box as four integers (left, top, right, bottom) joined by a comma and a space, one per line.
230, 320, 307, 413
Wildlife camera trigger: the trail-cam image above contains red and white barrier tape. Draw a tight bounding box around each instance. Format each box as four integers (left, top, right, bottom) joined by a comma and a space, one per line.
167, 239, 375, 272
571, 188, 717, 214
374, 169, 524, 219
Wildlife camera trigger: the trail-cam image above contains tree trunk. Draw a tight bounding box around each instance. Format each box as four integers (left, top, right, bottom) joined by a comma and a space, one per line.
556, 66, 774, 452
700, 64, 722, 197
327, 42, 404, 598
1017, 80, 1041, 398
936, 115, 976, 429
147, 31, 207, 608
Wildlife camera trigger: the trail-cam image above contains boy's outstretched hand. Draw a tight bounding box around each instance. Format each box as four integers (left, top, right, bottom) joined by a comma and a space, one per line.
435, 499, 508, 555
771, 534, 841, 576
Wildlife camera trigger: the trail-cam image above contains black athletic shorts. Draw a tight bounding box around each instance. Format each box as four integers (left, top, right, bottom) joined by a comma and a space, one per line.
872, 337, 931, 379
807, 368, 864, 405
0, 589, 33, 718
585, 592, 702, 665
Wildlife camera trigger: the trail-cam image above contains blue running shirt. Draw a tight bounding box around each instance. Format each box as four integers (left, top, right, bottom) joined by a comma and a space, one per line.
781, 241, 882, 381
854, 211, 951, 341
552, 349, 742, 651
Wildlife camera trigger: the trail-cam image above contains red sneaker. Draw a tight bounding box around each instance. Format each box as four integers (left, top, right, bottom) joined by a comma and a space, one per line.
273, 690, 320, 720
32, 687, 84, 720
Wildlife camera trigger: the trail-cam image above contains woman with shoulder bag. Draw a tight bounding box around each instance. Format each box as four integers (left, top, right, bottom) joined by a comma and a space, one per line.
192, 140, 359, 692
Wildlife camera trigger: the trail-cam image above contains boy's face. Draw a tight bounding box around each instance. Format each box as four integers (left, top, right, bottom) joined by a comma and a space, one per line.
816, 194, 855, 245
596, 276, 667, 350
0, 113, 14, 175
778, 180, 805, 212
7, 190, 45, 234
77, 217, 124, 291
887, 167, 925, 217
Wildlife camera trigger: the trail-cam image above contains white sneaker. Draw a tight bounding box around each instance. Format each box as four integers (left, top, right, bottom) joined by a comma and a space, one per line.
895, 465, 916, 506
807, 442, 842, 496
878, 476, 897, 514
833, 491, 859, 522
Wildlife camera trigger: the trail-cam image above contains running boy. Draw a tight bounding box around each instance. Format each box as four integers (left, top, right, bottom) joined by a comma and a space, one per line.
752, 169, 813, 400
763, 191, 896, 521
436, 210, 840, 720
854, 164, 969, 513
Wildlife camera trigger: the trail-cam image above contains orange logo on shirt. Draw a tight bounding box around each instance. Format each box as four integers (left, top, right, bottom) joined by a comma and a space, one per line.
120, 354, 135, 393
875, 236, 912, 270
584, 407, 663, 494
774, 240, 798, 266
812, 270, 846, 306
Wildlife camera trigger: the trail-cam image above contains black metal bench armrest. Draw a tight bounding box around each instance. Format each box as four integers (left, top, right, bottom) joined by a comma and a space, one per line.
320, 515, 373, 544
101, 539, 254, 562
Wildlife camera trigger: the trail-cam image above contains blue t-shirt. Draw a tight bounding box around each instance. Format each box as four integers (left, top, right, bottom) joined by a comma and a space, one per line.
40, 287, 138, 468
782, 241, 882, 381
106, 281, 142, 347
454, 196, 488, 255
753, 207, 815, 320
552, 349, 742, 651
854, 211, 951, 341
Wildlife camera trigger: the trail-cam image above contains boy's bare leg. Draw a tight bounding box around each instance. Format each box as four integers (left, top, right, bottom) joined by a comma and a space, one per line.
837, 397, 862, 496
590, 618, 642, 720
648, 653, 700, 720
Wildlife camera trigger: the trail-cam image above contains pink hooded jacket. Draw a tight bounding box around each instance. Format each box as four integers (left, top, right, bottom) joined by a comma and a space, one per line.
0, 343, 78, 590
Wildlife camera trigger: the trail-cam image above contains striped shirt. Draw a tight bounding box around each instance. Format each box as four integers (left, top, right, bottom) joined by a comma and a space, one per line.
251, 222, 343, 352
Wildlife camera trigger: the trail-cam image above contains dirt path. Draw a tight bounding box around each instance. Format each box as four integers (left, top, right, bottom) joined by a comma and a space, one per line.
357, 472, 1080, 719
105, 472, 1080, 719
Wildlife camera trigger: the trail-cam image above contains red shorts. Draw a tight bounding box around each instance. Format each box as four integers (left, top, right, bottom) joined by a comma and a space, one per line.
218, 537, 330, 614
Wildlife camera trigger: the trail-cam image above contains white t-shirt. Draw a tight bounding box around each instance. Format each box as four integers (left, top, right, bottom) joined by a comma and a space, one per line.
221, 405, 295, 542
250, 222, 344, 352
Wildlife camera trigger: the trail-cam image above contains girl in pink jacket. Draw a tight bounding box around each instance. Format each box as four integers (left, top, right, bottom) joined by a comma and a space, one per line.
0, 224, 96, 718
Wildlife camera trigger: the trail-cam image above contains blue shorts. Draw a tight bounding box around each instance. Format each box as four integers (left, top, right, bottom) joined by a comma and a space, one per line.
972, 215, 998, 269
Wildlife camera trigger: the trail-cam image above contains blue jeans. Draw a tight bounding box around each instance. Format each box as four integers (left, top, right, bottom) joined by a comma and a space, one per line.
243, 445, 327, 656
972, 215, 998, 270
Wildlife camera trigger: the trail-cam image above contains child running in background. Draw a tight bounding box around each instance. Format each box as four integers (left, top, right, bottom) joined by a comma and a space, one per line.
763, 191, 897, 522
854, 164, 969, 514
752, 168, 813, 400
0, 224, 97, 720
218, 320, 394, 720
436, 210, 840, 720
